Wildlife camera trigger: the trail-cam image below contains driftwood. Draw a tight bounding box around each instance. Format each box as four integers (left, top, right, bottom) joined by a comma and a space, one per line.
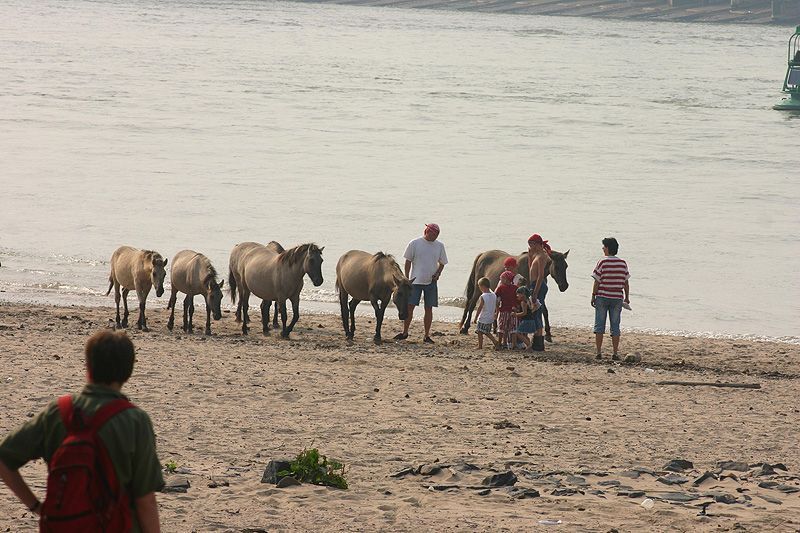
656, 381, 761, 390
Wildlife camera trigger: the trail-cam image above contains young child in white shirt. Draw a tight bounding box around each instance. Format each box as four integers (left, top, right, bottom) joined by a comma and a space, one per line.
473, 277, 500, 349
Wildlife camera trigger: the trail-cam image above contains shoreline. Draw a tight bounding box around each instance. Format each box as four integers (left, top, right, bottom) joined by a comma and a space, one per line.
2, 302, 800, 531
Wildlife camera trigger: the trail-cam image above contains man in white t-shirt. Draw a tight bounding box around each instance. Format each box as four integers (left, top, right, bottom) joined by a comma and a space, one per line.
394, 223, 448, 343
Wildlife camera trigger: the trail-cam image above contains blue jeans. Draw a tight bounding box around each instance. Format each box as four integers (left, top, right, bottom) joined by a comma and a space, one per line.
409, 282, 438, 307
530, 279, 548, 332
594, 296, 623, 337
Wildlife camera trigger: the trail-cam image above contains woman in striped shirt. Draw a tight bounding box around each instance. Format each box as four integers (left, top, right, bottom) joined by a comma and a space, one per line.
591, 237, 630, 360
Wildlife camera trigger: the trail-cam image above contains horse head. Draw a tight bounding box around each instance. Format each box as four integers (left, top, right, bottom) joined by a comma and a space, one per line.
207, 278, 224, 320
304, 245, 325, 287
150, 253, 168, 297
392, 275, 415, 321
548, 250, 569, 292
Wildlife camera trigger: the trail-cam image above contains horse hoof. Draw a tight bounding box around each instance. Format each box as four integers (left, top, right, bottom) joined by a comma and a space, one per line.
142, 326, 150, 332
459, 328, 469, 335
205, 329, 212, 336
121, 321, 129, 328
167, 322, 174, 331
373, 337, 382, 345
281, 332, 290, 339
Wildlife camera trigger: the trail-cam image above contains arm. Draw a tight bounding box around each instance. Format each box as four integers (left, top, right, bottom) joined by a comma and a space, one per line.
404, 260, 411, 279
135, 492, 160, 533
473, 298, 483, 323
591, 279, 599, 307
0, 460, 40, 515
624, 280, 630, 303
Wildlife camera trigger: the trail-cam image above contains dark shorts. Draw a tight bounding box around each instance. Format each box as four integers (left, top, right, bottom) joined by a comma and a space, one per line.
409, 282, 438, 307
530, 279, 548, 332
516, 319, 536, 334
594, 296, 623, 336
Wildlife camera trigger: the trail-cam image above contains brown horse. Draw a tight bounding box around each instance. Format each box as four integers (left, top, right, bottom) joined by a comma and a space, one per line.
458, 249, 570, 341
229, 240, 283, 327
335, 250, 414, 344
166, 250, 224, 336
105, 246, 168, 331
229, 243, 324, 338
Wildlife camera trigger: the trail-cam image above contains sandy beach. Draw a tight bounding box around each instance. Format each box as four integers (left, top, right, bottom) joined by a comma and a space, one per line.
1, 302, 798, 532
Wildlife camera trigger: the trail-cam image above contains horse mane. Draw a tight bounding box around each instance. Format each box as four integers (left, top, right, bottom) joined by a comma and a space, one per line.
279, 243, 320, 265
142, 250, 164, 265
202, 258, 218, 285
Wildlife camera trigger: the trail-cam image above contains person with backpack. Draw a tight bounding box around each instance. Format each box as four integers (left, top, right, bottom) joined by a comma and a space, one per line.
0, 329, 164, 532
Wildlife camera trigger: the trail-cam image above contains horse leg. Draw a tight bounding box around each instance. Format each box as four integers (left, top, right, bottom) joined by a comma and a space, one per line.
240, 290, 251, 335
347, 298, 359, 341
339, 290, 351, 339
279, 301, 289, 337
166, 290, 177, 331
121, 288, 130, 328
272, 301, 280, 328
460, 294, 478, 334
114, 283, 122, 327
283, 298, 300, 338
137, 294, 148, 332
235, 300, 242, 323
205, 294, 213, 336
543, 303, 552, 342
188, 296, 196, 333
260, 300, 271, 336
372, 299, 388, 344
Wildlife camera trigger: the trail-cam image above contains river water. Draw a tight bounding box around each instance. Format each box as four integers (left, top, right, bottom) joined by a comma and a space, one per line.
1, 0, 798, 342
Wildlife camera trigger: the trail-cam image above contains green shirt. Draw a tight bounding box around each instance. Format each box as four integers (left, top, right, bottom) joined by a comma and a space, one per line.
0, 384, 165, 532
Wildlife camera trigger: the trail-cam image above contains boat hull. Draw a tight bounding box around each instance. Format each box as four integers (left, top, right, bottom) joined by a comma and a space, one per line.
773, 94, 800, 110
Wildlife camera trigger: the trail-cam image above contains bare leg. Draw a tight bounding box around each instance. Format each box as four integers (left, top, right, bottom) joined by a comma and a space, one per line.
423, 306, 433, 339
484, 332, 500, 348
595, 333, 603, 355
477, 332, 484, 349
611, 335, 620, 357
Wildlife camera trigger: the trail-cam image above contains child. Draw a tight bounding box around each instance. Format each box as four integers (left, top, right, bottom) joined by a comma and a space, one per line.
497, 256, 525, 288
513, 286, 536, 350
473, 277, 500, 349
495, 270, 518, 349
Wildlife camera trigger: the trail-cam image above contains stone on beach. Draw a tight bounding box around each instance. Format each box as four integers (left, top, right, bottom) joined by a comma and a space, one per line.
482, 471, 517, 487
261, 459, 292, 485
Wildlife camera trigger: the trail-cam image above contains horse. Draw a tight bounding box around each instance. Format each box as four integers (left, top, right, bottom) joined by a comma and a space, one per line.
229, 243, 324, 338
105, 246, 168, 331
335, 250, 414, 344
458, 249, 570, 341
229, 240, 283, 327
166, 250, 224, 336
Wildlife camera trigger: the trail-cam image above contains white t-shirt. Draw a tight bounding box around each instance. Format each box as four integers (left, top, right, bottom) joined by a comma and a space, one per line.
478, 291, 497, 324
403, 237, 448, 285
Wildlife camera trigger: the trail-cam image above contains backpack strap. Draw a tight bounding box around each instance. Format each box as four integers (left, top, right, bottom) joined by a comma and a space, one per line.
88, 399, 136, 432
57, 394, 76, 430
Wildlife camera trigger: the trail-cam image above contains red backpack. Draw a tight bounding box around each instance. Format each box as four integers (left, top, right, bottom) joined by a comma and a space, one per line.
40, 395, 135, 533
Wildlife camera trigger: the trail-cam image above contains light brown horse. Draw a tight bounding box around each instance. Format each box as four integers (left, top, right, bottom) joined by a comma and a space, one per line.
229, 240, 283, 327
105, 246, 168, 331
229, 243, 324, 338
458, 249, 570, 341
166, 250, 224, 336
335, 250, 414, 344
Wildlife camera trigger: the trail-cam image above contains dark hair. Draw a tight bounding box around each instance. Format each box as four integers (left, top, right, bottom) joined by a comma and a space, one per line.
85, 330, 135, 385
602, 237, 619, 255
515, 286, 530, 297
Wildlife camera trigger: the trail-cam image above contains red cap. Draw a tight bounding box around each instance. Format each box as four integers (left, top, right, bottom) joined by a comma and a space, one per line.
528, 233, 548, 245
503, 257, 518, 268
425, 223, 440, 234
500, 270, 515, 282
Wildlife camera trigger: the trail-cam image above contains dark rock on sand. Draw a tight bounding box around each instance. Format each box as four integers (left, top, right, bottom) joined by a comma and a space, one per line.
598, 480, 621, 487
703, 491, 738, 504
758, 480, 778, 489
482, 471, 517, 487
493, 419, 521, 430
663, 459, 694, 472
653, 491, 699, 502
755, 493, 783, 504
775, 484, 800, 494
512, 488, 540, 499
389, 467, 415, 478
208, 477, 230, 488
693, 471, 717, 486
162, 476, 191, 493
419, 465, 442, 476
657, 474, 689, 485
616, 490, 645, 498
551, 487, 583, 496
276, 476, 302, 488
717, 461, 749, 472
619, 470, 641, 479
261, 459, 292, 484
565, 475, 589, 486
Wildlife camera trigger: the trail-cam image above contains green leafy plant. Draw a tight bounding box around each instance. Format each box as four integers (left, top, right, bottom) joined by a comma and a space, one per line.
279, 448, 348, 489
164, 460, 178, 473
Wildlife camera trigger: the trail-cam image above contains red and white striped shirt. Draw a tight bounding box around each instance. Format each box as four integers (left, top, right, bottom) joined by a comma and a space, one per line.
592, 256, 630, 300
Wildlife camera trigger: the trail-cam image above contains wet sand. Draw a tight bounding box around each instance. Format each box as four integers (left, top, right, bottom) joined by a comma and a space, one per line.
1, 302, 799, 531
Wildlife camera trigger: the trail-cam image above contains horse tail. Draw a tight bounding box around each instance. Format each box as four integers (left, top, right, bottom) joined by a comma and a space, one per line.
228, 270, 237, 305
464, 253, 481, 303
105, 273, 113, 296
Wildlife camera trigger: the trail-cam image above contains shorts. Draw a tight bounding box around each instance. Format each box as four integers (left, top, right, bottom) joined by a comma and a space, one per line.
409, 282, 438, 307
497, 311, 517, 334
530, 279, 548, 332
594, 296, 623, 336
516, 319, 536, 334
476, 321, 492, 334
